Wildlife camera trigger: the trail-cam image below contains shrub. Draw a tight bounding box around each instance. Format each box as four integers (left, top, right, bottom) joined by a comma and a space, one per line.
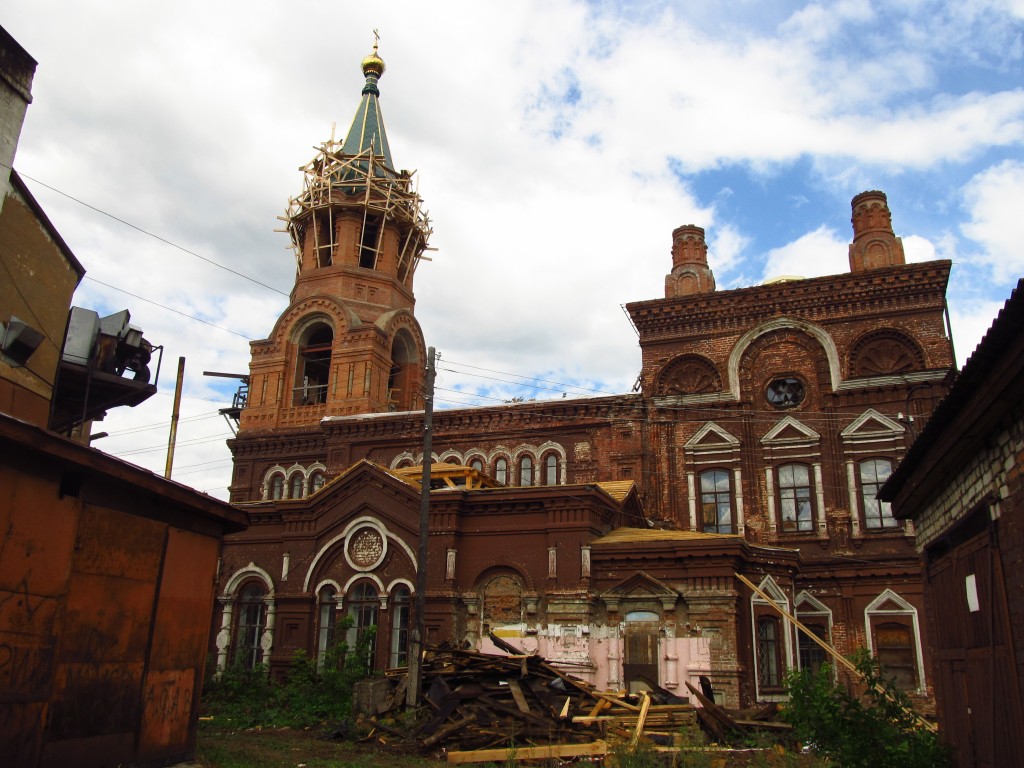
783, 648, 950, 768
202, 618, 377, 728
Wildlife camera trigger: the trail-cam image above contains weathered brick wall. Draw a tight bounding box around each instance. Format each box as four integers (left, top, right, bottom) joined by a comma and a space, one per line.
912, 402, 1024, 550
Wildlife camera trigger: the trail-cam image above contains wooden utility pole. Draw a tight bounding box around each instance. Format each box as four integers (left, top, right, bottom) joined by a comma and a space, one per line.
408, 346, 436, 706
164, 356, 185, 479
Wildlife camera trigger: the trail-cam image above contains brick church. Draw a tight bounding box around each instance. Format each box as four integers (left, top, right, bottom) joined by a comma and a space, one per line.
212, 44, 955, 707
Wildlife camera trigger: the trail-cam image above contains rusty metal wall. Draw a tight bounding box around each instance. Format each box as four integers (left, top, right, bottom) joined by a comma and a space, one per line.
0, 454, 229, 768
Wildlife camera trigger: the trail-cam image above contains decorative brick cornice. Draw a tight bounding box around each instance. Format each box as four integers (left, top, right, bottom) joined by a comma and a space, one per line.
627, 261, 951, 339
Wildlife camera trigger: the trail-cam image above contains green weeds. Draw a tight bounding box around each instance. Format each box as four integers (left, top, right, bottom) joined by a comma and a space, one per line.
783, 648, 950, 768
202, 619, 376, 728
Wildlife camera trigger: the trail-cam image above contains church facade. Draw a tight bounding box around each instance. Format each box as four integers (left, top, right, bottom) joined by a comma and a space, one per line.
213, 45, 955, 707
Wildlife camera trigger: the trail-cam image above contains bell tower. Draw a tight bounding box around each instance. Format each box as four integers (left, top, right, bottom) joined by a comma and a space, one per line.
239, 43, 432, 434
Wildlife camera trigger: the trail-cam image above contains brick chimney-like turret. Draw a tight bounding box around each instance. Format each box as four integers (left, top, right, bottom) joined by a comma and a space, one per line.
848, 190, 906, 272
665, 225, 716, 298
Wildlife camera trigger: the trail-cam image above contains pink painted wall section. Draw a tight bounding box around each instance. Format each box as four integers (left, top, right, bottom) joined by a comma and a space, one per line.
477, 629, 713, 700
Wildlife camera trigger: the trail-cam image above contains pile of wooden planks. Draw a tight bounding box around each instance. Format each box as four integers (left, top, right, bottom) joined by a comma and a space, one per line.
357, 636, 789, 762
685, 682, 794, 746
357, 635, 701, 761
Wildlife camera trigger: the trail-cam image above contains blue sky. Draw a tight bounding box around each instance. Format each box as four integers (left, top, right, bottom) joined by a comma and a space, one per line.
4, 0, 1023, 498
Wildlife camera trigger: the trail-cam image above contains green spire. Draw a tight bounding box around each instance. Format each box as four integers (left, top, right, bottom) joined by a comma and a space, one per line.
341, 39, 394, 169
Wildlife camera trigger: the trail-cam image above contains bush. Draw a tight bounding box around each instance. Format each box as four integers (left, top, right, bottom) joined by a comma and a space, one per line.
783, 648, 950, 768
202, 619, 377, 728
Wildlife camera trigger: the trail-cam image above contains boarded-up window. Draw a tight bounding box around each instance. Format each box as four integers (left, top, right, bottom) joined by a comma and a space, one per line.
875, 622, 916, 690
481, 574, 523, 627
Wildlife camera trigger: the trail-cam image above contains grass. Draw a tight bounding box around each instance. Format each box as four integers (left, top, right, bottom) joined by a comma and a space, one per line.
194, 722, 440, 768
194, 724, 831, 768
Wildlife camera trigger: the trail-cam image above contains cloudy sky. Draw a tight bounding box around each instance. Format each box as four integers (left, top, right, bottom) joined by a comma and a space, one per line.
5, 0, 1023, 500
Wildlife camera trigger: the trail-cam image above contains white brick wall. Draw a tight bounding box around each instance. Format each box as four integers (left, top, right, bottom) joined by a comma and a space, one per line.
912, 402, 1024, 550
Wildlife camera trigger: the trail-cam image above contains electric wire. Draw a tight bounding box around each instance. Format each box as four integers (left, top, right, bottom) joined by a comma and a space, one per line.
83, 277, 254, 340
99, 411, 222, 437
110, 432, 233, 457
12, 166, 289, 297
9, 170, 930, 490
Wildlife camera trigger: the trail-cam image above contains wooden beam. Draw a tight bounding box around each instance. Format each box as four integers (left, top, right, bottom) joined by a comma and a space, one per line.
446, 740, 608, 764
734, 571, 936, 734
630, 691, 651, 747
507, 679, 530, 714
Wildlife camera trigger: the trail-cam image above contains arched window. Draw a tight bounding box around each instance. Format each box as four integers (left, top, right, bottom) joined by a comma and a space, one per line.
777, 463, 814, 532
390, 585, 411, 668
308, 471, 326, 494
756, 617, 782, 688
294, 322, 332, 406
313, 210, 334, 267
236, 583, 268, 669
469, 458, 484, 473
347, 582, 378, 670
544, 454, 559, 485
387, 331, 417, 411
874, 622, 917, 690
316, 586, 338, 667
359, 215, 382, 269
481, 573, 523, 629
519, 456, 533, 486
865, 589, 923, 693
798, 623, 829, 676
289, 472, 304, 499
495, 458, 508, 485
269, 474, 285, 500
860, 458, 896, 529
699, 469, 733, 534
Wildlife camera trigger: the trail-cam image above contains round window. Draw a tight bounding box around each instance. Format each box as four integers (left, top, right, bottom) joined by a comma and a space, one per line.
766, 377, 805, 408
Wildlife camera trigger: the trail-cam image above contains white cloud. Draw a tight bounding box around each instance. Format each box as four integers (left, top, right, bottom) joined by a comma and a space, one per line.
949, 297, 1009, 367
961, 160, 1024, 281
759, 226, 848, 282
902, 234, 937, 263
709, 224, 750, 276
3, 0, 1023, 498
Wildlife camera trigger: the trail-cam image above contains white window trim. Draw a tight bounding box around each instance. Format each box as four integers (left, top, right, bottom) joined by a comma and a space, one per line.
794, 591, 836, 680
864, 589, 926, 694
750, 576, 793, 702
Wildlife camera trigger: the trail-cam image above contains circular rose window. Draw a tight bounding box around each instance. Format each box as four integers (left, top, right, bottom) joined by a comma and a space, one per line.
766, 377, 805, 408
347, 526, 385, 570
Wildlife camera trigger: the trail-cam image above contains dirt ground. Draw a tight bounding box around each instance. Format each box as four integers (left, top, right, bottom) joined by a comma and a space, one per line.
195, 725, 441, 768
194, 725, 821, 767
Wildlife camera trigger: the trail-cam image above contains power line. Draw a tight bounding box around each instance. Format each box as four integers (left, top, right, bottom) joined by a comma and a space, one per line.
111, 432, 232, 457
439, 359, 618, 397
83, 277, 254, 340
13, 167, 289, 297
100, 411, 222, 437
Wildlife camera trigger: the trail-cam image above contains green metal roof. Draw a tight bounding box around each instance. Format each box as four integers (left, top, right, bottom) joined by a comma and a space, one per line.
341, 52, 394, 169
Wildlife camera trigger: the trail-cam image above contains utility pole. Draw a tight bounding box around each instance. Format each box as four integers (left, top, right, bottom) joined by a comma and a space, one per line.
165, 356, 185, 479
408, 346, 435, 706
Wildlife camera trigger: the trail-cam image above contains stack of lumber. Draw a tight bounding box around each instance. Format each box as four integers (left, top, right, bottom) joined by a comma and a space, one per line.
685, 681, 794, 746
357, 635, 790, 762
359, 634, 696, 759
